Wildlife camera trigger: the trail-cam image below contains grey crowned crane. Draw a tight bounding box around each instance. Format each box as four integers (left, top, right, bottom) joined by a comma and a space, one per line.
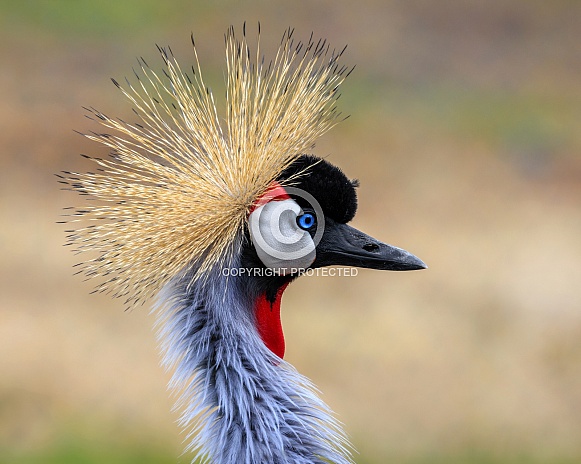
61, 26, 425, 464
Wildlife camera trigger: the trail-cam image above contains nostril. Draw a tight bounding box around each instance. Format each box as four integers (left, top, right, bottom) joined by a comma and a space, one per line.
363, 243, 379, 252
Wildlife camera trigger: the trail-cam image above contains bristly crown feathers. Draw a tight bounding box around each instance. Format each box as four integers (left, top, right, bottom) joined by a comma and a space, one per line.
59, 26, 352, 306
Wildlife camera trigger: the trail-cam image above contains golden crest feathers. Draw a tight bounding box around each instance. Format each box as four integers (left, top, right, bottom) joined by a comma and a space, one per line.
60, 26, 351, 306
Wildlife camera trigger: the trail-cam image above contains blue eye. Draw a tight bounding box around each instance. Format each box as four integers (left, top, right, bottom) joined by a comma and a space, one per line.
297, 212, 316, 230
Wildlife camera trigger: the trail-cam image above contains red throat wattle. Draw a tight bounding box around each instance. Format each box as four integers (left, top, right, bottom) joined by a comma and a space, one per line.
254, 283, 289, 359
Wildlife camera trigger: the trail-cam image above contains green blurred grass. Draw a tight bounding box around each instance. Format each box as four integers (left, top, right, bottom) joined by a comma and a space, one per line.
2, 445, 177, 464
357, 84, 574, 138
4, 443, 580, 464
0, 0, 203, 38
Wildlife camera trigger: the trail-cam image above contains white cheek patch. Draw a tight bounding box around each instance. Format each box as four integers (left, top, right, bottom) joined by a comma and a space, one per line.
249, 199, 316, 275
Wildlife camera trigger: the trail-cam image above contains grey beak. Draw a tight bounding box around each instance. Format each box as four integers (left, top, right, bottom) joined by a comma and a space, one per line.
313, 219, 427, 271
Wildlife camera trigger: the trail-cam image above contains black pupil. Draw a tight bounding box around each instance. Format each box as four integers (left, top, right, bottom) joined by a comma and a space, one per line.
299, 213, 314, 229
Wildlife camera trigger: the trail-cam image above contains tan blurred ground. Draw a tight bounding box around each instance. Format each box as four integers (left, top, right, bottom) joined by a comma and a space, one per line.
1, 1, 581, 463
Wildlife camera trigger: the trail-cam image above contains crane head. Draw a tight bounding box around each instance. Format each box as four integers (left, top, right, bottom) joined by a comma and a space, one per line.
243, 154, 426, 358
248, 154, 425, 275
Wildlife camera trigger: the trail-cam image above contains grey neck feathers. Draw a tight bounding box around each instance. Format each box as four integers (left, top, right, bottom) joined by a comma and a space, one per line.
155, 257, 353, 464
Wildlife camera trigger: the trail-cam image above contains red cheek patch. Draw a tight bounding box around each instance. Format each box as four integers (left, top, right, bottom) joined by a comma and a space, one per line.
249, 181, 290, 214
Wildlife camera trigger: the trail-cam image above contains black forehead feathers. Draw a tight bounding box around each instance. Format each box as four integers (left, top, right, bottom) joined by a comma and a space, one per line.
278, 155, 358, 223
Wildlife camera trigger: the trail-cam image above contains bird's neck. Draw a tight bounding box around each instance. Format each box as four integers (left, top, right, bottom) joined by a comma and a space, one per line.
254, 282, 289, 359
156, 266, 352, 464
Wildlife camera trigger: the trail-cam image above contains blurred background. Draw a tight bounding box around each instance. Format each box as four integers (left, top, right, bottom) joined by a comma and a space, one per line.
1, 1, 580, 463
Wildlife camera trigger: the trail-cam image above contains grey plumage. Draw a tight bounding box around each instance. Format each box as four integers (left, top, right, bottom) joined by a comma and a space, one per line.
156, 250, 353, 464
